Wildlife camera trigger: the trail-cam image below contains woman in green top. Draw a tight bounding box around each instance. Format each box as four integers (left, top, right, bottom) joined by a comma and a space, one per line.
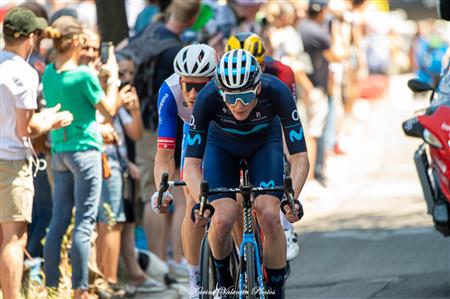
41, 16, 121, 299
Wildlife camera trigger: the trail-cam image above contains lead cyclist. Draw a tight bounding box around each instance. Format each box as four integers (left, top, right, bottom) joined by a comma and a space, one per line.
184, 49, 309, 298
226, 32, 301, 261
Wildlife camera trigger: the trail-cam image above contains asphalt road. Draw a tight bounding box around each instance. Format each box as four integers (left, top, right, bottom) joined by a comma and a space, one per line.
286, 75, 450, 299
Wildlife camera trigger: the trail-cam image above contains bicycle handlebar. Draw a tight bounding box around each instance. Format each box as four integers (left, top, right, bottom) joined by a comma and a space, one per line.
157, 173, 302, 221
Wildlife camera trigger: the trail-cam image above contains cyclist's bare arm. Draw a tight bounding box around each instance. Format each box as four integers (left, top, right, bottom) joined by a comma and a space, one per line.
289, 152, 309, 199
184, 157, 203, 202
154, 147, 176, 188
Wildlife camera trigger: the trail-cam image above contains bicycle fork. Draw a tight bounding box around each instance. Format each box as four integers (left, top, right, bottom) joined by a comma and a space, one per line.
239, 200, 265, 299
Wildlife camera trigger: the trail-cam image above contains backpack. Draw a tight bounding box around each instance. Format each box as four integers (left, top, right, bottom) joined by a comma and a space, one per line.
118, 22, 181, 130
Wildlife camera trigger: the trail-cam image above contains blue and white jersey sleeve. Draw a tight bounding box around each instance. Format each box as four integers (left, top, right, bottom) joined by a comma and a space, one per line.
157, 80, 178, 149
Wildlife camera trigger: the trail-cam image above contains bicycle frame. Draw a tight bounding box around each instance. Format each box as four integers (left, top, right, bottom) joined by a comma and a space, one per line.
238, 183, 265, 299
157, 166, 296, 299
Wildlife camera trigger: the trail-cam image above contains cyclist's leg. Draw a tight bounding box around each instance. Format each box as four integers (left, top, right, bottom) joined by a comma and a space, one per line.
282, 143, 300, 261
250, 140, 287, 298
180, 123, 205, 293
203, 142, 240, 289
168, 176, 187, 276
231, 195, 244, 249
139, 130, 169, 260
181, 188, 204, 290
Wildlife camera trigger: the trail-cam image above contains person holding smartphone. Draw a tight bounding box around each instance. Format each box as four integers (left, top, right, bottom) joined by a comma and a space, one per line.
0, 9, 73, 299
41, 16, 122, 299
95, 56, 152, 294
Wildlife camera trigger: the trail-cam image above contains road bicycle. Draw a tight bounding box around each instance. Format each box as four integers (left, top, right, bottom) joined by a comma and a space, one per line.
157, 160, 302, 298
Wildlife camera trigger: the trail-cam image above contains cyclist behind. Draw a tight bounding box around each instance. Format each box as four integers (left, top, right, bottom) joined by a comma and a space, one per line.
226, 32, 300, 261
184, 49, 309, 298
150, 44, 217, 297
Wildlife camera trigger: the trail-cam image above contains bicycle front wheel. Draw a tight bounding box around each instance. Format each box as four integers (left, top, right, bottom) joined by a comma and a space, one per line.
245, 243, 256, 299
199, 235, 216, 299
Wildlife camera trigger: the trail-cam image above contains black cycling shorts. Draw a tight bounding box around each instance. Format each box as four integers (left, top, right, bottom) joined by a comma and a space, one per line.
203, 121, 284, 202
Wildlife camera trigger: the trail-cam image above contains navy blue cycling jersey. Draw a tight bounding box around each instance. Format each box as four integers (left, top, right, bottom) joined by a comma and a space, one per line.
185, 73, 307, 159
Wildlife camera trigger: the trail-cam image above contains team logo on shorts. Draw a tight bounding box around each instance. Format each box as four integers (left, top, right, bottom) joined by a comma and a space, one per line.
259, 180, 275, 188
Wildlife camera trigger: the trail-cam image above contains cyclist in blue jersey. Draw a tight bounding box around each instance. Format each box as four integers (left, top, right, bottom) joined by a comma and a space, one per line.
184, 49, 309, 298
150, 44, 217, 297
226, 32, 301, 261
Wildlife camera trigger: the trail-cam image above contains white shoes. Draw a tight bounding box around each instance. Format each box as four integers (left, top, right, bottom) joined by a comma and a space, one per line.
136, 248, 170, 278
133, 277, 166, 293
285, 229, 300, 261
168, 258, 190, 279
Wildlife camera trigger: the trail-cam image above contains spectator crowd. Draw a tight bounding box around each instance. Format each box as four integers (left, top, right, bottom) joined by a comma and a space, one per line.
0, 0, 448, 299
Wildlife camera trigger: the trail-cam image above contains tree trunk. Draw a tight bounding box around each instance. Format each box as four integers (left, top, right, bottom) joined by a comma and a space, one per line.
96, 0, 129, 45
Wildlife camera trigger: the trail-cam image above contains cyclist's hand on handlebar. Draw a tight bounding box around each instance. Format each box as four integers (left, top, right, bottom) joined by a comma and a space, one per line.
193, 208, 211, 227
150, 191, 173, 214
283, 200, 304, 223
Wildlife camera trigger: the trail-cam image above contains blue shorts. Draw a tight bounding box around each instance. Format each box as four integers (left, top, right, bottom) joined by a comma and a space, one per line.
98, 157, 126, 224
203, 120, 284, 202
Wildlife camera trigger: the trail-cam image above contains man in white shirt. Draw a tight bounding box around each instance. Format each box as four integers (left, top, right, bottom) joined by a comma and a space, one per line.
0, 8, 72, 299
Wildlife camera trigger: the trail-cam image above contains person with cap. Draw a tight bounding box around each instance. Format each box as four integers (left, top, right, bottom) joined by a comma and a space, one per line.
17, 2, 56, 270
0, 8, 73, 299
299, 0, 345, 187
40, 16, 122, 299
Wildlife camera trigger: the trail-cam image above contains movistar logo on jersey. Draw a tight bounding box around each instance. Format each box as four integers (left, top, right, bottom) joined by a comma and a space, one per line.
187, 134, 202, 146
259, 180, 275, 188
289, 127, 304, 142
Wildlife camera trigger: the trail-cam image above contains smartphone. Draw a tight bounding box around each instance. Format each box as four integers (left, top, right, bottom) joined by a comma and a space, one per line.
100, 41, 113, 64
119, 80, 133, 90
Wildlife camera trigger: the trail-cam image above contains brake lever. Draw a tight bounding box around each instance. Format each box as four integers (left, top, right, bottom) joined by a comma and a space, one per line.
157, 172, 169, 210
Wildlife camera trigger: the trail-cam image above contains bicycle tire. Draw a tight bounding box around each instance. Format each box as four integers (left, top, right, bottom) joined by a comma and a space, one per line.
254, 222, 264, 269
230, 241, 240, 283
199, 235, 215, 299
245, 243, 257, 299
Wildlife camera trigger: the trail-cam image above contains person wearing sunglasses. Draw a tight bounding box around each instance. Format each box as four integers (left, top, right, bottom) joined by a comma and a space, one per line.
148, 43, 217, 295
226, 32, 304, 262
183, 49, 309, 299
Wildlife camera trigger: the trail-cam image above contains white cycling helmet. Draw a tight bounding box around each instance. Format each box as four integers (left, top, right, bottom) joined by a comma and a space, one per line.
215, 49, 262, 91
173, 44, 217, 77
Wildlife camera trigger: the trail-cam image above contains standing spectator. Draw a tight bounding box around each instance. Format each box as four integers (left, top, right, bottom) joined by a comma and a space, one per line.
299, 0, 344, 187
0, 8, 72, 299
16, 1, 55, 263
78, 28, 100, 69
42, 16, 121, 299
117, 58, 166, 293
118, 0, 200, 273
96, 69, 144, 292
264, 0, 313, 102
